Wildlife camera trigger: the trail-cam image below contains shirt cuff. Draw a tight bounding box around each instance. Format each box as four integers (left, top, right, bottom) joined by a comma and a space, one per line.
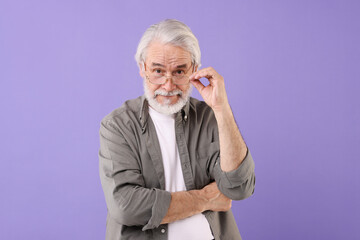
142, 188, 171, 231
214, 149, 255, 189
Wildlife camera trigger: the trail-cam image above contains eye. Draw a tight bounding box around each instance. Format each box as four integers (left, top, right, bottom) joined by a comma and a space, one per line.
175, 70, 185, 75
153, 68, 163, 74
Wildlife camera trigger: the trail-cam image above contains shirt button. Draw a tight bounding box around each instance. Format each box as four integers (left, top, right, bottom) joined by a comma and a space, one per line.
161, 228, 166, 233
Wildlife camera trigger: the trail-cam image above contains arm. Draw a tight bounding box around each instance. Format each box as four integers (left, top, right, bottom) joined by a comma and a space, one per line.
99, 119, 171, 230
190, 67, 255, 199
161, 182, 231, 224
214, 104, 247, 171
190, 67, 247, 171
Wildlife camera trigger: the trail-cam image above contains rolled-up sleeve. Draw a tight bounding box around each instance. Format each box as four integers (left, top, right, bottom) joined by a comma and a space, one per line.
212, 150, 255, 200
99, 119, 171, 230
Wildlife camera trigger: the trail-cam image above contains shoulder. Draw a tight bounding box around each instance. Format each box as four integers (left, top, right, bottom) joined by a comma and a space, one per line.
189, 97, 208, 109
101, 96, 143, 128
189, 97, 215, 119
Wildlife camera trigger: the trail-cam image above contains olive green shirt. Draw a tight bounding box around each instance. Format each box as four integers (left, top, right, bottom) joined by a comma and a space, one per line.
99, 96, 255, 240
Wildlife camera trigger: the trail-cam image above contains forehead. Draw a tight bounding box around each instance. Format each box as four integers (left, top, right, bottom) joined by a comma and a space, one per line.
145, 41, 191, 66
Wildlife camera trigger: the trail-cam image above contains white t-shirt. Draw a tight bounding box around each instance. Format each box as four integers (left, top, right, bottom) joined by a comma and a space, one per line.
149, 107, 214, 240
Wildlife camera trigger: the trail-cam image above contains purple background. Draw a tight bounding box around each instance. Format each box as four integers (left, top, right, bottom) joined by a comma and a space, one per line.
1, 0, 359, 239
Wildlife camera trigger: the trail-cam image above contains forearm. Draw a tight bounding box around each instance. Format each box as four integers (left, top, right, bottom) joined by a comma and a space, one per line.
161, 189, 205, 224
161, 182, 231, 224
214, 105, 248, 172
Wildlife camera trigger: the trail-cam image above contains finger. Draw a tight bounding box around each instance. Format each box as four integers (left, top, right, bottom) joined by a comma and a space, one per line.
189, 67, 215, 80
193, 68, 220, 83
190, 79, 205, 92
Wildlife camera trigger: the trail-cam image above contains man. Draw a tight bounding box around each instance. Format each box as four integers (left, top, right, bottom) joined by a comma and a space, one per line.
99, 19, 255, 240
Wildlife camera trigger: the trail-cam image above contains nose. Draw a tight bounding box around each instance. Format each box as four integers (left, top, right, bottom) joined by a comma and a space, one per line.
161, 76, 177, 91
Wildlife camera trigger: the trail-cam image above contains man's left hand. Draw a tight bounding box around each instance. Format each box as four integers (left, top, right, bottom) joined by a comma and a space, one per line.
189, 67, 230, 113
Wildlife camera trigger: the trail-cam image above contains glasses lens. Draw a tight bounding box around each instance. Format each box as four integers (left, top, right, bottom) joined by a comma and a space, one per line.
149, 75, 166, 84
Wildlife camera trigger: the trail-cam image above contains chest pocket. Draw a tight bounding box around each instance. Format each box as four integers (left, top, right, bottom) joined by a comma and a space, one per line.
194, 141, 220, 188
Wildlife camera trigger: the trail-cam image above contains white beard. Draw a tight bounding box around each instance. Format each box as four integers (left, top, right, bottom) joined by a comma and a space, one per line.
143, 79, 192, 115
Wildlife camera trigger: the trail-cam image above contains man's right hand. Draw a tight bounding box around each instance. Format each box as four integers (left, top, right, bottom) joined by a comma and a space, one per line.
161, 181, 231, 224
200, 182, 232, 212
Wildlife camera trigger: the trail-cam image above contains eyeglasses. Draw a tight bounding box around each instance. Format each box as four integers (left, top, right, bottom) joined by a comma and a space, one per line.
143, 62, 194, 85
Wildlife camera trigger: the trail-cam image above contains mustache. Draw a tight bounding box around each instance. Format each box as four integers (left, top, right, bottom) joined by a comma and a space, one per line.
154, 89, 183, 98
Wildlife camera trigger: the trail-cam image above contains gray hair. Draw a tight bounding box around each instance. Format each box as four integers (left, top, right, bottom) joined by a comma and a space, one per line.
135, 19, 201, 69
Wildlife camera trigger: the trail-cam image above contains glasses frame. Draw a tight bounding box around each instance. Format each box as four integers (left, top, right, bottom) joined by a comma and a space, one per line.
143, 62, 195, 85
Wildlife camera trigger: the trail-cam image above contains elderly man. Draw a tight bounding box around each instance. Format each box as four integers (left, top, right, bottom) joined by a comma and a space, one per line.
99, 19, 255, 240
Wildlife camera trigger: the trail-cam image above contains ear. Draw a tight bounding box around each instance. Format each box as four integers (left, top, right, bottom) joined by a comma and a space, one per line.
139, 63, 144, 78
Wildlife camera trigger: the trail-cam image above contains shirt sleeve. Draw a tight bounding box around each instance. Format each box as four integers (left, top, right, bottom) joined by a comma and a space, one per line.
99, 118, 171, 230
211, 149, 256, 200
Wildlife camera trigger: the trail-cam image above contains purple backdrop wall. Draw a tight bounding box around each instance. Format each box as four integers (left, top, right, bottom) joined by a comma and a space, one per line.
1, 0, 359, 239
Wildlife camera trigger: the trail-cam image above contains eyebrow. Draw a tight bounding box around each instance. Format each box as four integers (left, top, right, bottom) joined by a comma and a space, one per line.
151, 63, 165, 68
151, 62, 188, 69
176, 64, 188, 69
